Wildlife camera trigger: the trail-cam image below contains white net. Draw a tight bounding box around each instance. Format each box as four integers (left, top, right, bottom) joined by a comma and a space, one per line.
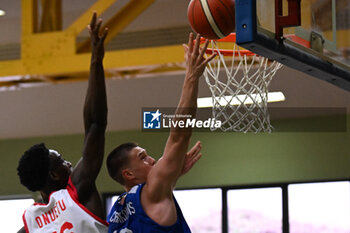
204, 40, 282, 133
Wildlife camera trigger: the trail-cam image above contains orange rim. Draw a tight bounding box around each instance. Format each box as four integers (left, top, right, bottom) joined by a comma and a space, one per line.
198, 33, 255, 57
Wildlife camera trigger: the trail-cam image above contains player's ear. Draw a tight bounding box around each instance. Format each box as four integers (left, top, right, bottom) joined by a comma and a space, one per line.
122, 168, 134, 181
48, 170, 60, 181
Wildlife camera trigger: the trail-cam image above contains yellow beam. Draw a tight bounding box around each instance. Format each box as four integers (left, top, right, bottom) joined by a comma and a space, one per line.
0, 60, 24, 77
40, 0, 62, 32
1, 0, 183, 89
104, 45, 184, 70
0, 45, 184, 78
21, 0, 38, 35
21, 31, 77, 65
77, 0, 156, 53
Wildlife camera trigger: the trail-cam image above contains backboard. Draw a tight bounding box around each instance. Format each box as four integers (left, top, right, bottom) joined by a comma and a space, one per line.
235, 0, 350, 91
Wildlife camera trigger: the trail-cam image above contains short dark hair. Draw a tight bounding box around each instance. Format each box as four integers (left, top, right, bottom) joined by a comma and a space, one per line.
17, 143, 50, 192
106, 142, 138, 185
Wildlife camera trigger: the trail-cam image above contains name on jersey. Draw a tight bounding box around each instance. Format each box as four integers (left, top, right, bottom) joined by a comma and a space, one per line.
35, 199, 67, 228
109, 201, 135, 224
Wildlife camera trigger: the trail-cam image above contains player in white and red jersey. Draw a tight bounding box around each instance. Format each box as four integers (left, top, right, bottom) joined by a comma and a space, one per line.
17, 12, 108, 233
23, 175, 108, 232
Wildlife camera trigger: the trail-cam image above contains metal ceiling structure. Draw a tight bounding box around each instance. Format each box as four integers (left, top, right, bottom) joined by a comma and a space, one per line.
0, 0, 188, 90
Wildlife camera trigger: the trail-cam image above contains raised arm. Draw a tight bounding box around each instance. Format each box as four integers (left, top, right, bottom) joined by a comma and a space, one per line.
145, 33, 215, 200
70, 12, 108, 214
83, 12, 108, 134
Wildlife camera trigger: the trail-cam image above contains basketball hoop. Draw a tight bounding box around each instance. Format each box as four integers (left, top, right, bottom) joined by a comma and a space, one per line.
199, 33, 283, 133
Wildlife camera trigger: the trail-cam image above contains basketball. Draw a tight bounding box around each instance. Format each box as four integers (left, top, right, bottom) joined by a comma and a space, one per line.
187, 0, 235, 40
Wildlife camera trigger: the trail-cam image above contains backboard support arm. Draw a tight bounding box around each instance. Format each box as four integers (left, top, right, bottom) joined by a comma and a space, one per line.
275, 0, 301, 40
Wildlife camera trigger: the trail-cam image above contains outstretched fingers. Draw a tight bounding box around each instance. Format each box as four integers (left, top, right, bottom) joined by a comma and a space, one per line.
181, 141, 203, 176
193, 34, 201, 56
194, 36, 216, 66
185, 146, 203, 172
88, 12, 105, 39
88, 13, 109, 47
89, 11, 97, 30
95, 18, 102, 36
88, 12, 107, 60
187, 141, 202, 157
188, 33, 194, 54
185, 33, 216, 77
191, 152, 202, 165
101, 28, 108, 42
204, 52, 216, 65
198, 39, 209, 58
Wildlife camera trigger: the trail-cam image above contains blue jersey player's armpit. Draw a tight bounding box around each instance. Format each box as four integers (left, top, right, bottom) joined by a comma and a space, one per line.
107, 184, 191, 233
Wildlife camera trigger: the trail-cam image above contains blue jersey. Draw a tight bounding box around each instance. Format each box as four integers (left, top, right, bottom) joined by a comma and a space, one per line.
107, 184, 191, 233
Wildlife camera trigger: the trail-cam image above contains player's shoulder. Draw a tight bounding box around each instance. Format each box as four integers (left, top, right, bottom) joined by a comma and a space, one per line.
25, 189, 67, 211
129, 184, 142, 194
120, 184, 142, 205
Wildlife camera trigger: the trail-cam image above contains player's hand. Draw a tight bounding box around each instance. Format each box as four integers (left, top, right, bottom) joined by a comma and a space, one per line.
180, 141, 202, 176
183, 33, 216, 79
88, 12, 108, 61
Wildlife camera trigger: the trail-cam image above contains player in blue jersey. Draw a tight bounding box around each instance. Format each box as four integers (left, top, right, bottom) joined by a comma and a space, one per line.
106, 33, 216, 233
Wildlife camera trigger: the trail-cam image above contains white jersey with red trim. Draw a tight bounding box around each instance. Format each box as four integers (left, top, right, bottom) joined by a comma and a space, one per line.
23, 177, 108, 233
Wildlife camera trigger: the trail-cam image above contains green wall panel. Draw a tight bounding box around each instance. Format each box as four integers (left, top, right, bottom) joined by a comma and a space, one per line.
1, 117, 349, 198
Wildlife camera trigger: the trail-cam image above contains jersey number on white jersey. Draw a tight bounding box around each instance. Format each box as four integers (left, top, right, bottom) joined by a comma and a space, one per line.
52, 221, 73, 233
